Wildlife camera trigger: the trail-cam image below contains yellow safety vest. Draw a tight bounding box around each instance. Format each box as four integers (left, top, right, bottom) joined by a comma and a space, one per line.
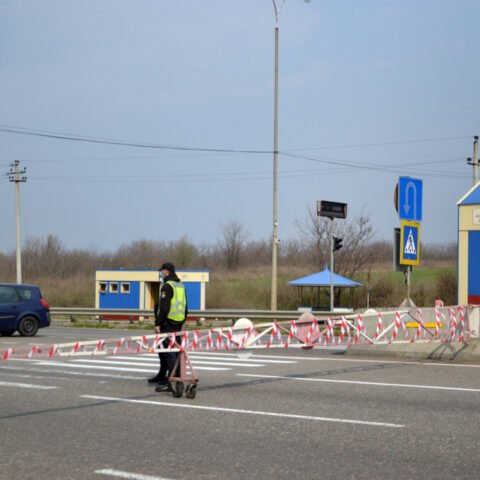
165, 280, 187, 322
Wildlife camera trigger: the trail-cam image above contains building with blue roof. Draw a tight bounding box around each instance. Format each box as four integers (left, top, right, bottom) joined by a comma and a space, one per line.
95, 268, 209, 319
457, 182, 480, 304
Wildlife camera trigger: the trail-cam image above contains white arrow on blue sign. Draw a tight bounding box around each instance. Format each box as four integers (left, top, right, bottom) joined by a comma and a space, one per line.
398, 176, 423, 222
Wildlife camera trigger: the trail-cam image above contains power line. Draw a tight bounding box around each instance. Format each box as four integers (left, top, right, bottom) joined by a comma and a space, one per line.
0, 122, 472, 156
0, 123, 472, 182
28, 163, 468, 184
0, 124, 269, 155
19, 151, 245, 163
287, 136, 471, 152
281, 152, 469, 179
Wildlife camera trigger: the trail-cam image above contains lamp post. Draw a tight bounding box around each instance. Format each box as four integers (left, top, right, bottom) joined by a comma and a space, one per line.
270, 0, 284, 312
270, 0, 310, 311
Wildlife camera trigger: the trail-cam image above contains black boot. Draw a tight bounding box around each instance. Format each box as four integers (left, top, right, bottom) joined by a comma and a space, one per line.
155, 382, 173, 392
148, 374, 164, 384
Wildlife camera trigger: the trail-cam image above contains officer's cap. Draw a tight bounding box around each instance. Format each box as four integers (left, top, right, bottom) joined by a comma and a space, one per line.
159, 262, 175, 272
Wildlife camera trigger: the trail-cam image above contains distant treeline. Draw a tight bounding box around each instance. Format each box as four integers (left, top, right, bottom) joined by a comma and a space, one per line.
0, 232, 456, 279
0, 228, 456, 309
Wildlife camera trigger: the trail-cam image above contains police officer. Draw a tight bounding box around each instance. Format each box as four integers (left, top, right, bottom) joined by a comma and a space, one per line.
148, 262, 188, 392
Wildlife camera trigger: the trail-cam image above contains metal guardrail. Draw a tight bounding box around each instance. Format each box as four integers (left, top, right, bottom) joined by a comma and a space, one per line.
49, 307, 308, 324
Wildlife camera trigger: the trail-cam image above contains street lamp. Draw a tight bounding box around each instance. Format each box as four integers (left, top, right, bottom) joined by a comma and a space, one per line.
270, 0, 310, 311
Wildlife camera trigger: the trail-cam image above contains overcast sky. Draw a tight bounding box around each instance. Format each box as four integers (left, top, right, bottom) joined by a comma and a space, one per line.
0, 0, 478, 253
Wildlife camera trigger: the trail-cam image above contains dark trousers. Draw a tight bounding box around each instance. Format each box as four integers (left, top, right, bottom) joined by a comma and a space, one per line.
157, 325, 182, 381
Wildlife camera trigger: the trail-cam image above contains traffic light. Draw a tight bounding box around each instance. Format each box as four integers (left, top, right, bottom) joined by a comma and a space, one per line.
333, 236, 343, 252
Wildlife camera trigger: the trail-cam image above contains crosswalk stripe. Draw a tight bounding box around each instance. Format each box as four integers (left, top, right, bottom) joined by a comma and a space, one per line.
0, 380, 57, 390
70, 358, 265, 368
182, 355, 295, 364
34, 362, 230, 372
2, 365, 156, 380
137, 353, 296, 364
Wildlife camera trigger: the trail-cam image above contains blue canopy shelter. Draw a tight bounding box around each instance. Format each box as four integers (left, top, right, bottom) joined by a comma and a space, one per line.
288, 265, 362, 311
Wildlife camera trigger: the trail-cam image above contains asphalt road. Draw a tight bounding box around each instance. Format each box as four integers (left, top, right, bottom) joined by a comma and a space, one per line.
1, 327, 479, 480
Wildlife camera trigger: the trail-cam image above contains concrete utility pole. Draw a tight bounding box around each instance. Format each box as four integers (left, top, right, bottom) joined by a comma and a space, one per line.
474, 136, 479, 186
468, 135, 479, 186
329, 219, 334, 312
8, 160, 27, 284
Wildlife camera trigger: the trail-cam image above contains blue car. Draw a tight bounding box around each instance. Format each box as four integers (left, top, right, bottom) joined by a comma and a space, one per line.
0, 283, 51, 337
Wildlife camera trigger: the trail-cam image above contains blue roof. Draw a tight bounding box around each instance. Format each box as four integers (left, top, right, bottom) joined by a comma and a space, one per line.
458, 182, 480, 205
288, 265, 362, 287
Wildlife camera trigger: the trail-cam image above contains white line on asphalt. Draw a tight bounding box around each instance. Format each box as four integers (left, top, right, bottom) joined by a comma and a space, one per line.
234, 353, 480, 368
0, 365, 149, 380
82, 395, 404, 428
34, 362, 230, 372
236, 373, 480, 393
138, 353, 296, 364
95, 468, 173, 480
0, 372, 34, 379
111, 356, 159, 361
2, 358, 41, 362
186, 360, 263, 367
0, 381, 57, 390
190, 355, 296, 364
71, 359, 265, 368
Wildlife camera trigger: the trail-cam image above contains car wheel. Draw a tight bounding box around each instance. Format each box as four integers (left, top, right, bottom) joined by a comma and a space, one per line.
18, 316, 39, 337
0, 330, 16, 337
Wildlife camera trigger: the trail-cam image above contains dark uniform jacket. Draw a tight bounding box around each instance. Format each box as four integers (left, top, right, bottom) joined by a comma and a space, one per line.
154, 272, 188, 332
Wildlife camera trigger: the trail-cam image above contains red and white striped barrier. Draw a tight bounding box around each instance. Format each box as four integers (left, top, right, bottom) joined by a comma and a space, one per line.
1, 305, 476, 361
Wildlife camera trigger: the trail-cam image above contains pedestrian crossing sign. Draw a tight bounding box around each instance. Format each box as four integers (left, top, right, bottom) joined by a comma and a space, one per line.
400, 221, 420, 266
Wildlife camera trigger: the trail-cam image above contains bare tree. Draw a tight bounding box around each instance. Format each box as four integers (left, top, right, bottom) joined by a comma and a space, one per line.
295, 206, 331, 269
244, 239, 271, 267
333, 212, 375, 279
218, 220, 247, 270
167, 236, 198, 268
296, 208, 376, 308
296, 207, 376, 277
113, 240, 164, 268
23, 234, 66, 278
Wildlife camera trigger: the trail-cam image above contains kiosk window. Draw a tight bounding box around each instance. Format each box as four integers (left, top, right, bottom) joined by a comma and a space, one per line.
121, 282, 130, 294
99, 282, 107, 293
110, 282, 119, 293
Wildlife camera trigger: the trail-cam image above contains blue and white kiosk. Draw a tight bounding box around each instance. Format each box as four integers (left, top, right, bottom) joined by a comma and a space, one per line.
95, 269, 209, 318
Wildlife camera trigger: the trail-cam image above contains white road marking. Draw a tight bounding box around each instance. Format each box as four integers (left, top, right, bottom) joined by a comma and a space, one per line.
2, 358, 42, 362
71, 359, 265, 368
0, 381, 57, 390
0, 372, 34, 379
186, 360, 264, 367
0, 365, 148, 380
189, 354, 296, 364
137, 353, 296, 364
34, 362, 229, 372
95, 468, 172, 480
237, 373, 480, 393
82, 395, 404, 428
236, 353, 480, 368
